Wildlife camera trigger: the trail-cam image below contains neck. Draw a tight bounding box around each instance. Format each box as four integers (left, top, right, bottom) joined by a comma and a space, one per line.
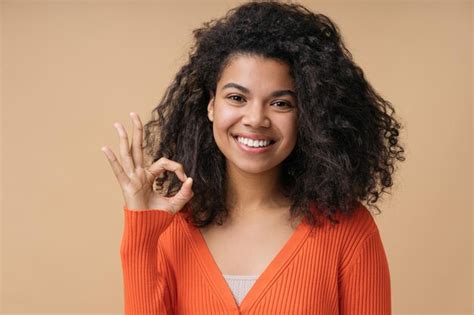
225, 162, 290, 222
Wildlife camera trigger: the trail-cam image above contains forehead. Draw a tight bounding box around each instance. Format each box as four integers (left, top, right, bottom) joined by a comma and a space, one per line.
218, 55, 295, 91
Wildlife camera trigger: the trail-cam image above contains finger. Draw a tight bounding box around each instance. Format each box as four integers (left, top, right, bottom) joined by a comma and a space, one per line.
169, 177, 194, 212
101, 146, 132, 187
129, 112, 144, 169
113, 122, 135, 174
148, 157, 188, 182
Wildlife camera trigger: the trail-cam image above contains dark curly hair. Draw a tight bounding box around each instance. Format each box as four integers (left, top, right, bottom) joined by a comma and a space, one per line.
143, 0, 406, 228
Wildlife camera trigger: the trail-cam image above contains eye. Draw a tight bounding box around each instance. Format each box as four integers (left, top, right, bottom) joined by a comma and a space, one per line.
227, 95, 245, 103
272, 101, 292, 108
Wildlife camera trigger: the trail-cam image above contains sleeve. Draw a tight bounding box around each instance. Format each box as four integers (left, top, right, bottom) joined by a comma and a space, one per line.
120, 205, 176, 315
338, 229, 392, 315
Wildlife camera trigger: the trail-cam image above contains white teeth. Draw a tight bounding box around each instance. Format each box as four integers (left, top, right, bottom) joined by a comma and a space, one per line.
236, 136, 271, 148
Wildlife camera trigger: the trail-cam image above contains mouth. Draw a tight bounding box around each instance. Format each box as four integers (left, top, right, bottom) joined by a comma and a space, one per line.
232, 135, 277, 152
231, 133, 276, 143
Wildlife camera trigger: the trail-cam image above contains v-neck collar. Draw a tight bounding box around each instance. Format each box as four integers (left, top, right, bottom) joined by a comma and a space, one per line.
180, 213, 312, 313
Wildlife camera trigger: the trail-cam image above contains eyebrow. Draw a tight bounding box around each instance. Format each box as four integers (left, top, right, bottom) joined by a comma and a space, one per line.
221, 82, 297, 99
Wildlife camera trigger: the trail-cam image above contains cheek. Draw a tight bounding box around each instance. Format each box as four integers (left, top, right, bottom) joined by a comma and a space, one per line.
277, 117, 298, 140
214, 106, 240, 135
285, 128, 298, 150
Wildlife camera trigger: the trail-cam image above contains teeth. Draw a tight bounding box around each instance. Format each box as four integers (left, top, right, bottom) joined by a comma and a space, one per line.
237, 136, 271, 148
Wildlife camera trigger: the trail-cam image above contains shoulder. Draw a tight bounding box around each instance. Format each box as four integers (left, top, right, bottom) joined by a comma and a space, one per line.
309, 200, 379, 236
308, 201, 384, 263
332, 201, 380, 237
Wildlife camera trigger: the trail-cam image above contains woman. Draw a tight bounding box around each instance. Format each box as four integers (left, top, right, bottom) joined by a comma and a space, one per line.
102, 1, 405, 314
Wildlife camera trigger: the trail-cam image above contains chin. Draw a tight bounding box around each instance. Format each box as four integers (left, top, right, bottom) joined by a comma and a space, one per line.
231, 161, 281, 175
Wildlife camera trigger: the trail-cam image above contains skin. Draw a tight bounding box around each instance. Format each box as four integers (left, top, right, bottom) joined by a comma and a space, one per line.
207, 54, 299, 225
102, 114, 193, 213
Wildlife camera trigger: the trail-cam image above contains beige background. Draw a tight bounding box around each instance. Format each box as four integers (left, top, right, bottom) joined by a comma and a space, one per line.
1, 0, 472, 314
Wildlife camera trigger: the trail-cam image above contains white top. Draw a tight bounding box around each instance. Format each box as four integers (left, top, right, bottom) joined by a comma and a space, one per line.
222, 274, 259, 305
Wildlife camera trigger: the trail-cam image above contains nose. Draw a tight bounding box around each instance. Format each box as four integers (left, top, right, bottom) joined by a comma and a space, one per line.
241, 101, 270, 128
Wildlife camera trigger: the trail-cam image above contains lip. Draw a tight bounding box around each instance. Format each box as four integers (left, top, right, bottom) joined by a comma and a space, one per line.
232, 135, 275, 154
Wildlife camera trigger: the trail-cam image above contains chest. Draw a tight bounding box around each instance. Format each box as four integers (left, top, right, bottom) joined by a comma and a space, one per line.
198, 219, 300, 276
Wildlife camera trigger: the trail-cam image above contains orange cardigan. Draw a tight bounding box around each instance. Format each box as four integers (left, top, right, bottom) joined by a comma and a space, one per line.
120, 201, 391, 314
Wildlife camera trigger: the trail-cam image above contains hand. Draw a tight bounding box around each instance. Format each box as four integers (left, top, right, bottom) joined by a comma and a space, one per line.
101, 112, 194, 214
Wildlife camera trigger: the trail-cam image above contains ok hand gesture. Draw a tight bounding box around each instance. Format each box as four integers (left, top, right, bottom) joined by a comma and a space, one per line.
101, 112, 194, 214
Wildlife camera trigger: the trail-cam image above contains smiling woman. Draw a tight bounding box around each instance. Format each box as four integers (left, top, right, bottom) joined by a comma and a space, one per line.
102, 1, 406, 314
207, 55, 298, 182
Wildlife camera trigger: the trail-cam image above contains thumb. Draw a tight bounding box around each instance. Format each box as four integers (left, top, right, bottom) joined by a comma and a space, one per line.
170, 177, 194, 211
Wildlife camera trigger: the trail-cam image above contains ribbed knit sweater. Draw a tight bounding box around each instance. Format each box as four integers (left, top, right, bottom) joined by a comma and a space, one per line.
120, 201, 391, 314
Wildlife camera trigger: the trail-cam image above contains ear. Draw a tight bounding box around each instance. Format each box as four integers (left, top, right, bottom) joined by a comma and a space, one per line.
207, 96, 214, 122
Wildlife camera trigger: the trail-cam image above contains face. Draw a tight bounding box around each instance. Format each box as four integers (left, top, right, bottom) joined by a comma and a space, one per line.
207, 54, 298, 175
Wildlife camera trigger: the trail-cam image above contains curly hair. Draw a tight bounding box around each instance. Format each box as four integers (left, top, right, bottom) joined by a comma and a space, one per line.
143, 0, 406, 228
